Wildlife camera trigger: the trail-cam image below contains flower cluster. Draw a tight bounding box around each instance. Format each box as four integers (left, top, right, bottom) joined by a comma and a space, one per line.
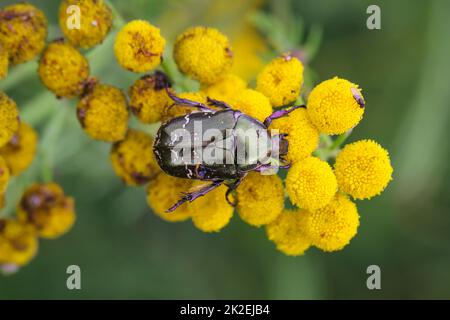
1, 0, 394, 267
111, 21, 394, 256
0, 3, 77, 272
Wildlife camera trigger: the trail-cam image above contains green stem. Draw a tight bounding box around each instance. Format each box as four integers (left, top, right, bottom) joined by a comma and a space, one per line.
329, 130, 352, 151
105, 0, 126, 29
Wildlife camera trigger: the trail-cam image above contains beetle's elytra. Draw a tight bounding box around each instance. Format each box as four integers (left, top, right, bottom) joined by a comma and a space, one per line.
153, 88, 303, 212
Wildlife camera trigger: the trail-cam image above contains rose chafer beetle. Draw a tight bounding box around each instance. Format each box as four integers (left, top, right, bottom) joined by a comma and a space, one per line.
153, 75, 302, 212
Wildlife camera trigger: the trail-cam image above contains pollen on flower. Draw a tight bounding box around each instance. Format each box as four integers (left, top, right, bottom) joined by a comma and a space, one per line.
0, 44, 8, 79
146, 173, 192, 222
77, 83, 129, 142
201, 73, 247, 101
286, 157, 337, 211
229, 89, 272, 122
128, 72, 171, 123
163, 91, 208, 120
305, 193, 359, 252
266, 209, 312, 256
270, 107, 319, 163
111, 129, 160, 186
334, 139, 393, 200
0, 92, 20, 148
174, 26, 233, 85
189, 184, 233, 232
114, 20, 165, 73
306, 77, 365, 135
0, 122, 38, 176
17, 183, 76, 239
59, 0, 113, 49
0, 219, 38, 267
0, 156, 10, 194
0, 3, 47, 65
38, 40, 90, 98
256, 54, 304, 107
236, 172, 284, 227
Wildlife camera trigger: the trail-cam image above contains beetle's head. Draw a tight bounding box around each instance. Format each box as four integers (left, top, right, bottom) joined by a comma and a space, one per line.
271, 133, 289, 163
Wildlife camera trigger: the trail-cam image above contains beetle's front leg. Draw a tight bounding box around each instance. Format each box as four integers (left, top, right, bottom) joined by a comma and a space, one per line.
263, 104, 306, 127
166, 88, 214, 113
166, 180, 224, 213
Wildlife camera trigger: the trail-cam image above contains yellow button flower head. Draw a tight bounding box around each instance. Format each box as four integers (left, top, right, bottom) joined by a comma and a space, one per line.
307, 77, 365, 135
0, 219, 38, 267
111, 129, 160, 186
270, 107, 319, 163
17, 183, 76, 239
0, 122, 38, 176
201, 74, 247, 101
0, 44, 8, 79
0, 156, 10, 194
128, 72, 171, 123
0, 92, 20, 148
305, 193, 359, 252
286, 157, 337, 211
174, 26, 233, 85
38, 39, 90, 98
266, 209, 312, 256
59, 0, 112, 49
163, 91, 208, 120
229, 89, 272, 122
114, 20, 165, 73
146, 173, 192, 222
256, 54, 304, 107
77, 83, 129, 142
236, 172, 284, 227
334, 139, 393, 200
190, 184, 233, 232
0, 3, 47, 65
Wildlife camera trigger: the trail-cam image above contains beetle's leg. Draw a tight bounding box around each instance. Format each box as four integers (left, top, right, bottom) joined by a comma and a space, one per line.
206, 97, 233, 109
225, 176, 245, 207
166, 180, 224, 213
165, 88, 214, 112
263, 104, 306, 127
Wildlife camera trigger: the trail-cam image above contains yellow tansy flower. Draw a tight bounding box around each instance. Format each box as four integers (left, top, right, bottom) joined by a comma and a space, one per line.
114, 20, 165, 73
174, 26, 233, 85
111, 129, 160, 186
59, 0, 112, 49
0, 3, 47, 65
0, 219, 38, 267
190, 184, 233, 232
163, 91, 208, 120
146, 173, 192, 222
77, 83, 129, 142
0, 92, 20, 148
266, 208, 312, 256
229, 89, 272, 122
0, 44, 8, 79
0, 122, 38, 176
256, 54, 304, 107
286, 157, 337, 211
270, 107, 319, 163
38, 40, 90, 98
128, 72, 171, 123
201, 73, 247, 101
237, 172, 284, 227
0, 155, 10, 194
306, 193, 359, 252
334, 139, 393, 200
306, 77, 365, 135
17, 183, 76, 239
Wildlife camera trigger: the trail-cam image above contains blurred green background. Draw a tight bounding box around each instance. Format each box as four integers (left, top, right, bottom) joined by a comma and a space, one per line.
1, 0, 449, 299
